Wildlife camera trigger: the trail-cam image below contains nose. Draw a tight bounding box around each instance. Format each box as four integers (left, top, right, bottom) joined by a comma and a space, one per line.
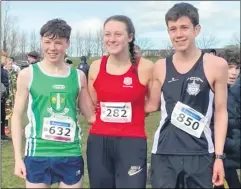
230, 67, 237, 75
49, 42, 56, 50
176, 28, 183, 38
108, 35, 116, 42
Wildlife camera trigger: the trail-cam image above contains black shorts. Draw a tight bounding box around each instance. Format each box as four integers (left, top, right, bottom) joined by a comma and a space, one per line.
151, 153, 214, 188
87, 134, 147, 188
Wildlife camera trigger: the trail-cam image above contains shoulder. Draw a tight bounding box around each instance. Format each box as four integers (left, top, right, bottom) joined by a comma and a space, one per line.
18, 66, 32, 83
1, 67, 8, 75
76, 69, 86, 79
154, 58, 166, 71
89, 58, 102, 71
138, 57, 154, 71
204, 53, 228, 71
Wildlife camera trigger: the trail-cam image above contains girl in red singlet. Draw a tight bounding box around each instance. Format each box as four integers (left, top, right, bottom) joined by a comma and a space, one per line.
87, 15, 153, 188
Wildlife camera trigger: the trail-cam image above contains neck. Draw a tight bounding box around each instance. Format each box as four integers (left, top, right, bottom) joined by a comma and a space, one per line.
40, 58, 67, 73
175, 44, 201, 63
109, 49, 131, 66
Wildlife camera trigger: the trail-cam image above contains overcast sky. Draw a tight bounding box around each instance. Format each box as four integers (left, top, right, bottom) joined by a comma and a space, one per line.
2, 1, 240, 52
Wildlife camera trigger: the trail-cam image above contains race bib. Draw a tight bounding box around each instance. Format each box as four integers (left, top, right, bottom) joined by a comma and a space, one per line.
42, 116, 76, 143
100, 102, 132, 123
171, 101, 208, 138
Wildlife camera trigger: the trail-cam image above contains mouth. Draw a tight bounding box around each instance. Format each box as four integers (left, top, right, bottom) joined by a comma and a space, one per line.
228, 77, 237, 82
48, 53, 58, 58
107, 44, 119, 48
175, 39, 187, 44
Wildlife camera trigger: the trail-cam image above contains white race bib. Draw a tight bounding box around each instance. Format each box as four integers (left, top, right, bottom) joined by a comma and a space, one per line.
100, 102, 132, 123
42, 116, 76, 143
171, 101, 208, 138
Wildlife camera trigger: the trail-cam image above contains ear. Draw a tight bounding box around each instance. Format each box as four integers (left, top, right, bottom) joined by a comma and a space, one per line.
66, 39, 70, 48
128, 33, 134, 43
194, 24, 201, 37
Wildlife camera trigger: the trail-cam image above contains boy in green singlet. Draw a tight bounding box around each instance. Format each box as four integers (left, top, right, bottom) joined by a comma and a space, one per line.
11, 19, 95, 188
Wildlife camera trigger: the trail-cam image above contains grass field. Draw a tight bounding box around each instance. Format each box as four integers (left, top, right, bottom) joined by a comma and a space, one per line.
1, 111, 161, 188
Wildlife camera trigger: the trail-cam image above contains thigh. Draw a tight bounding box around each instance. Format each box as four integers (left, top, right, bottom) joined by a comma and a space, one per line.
151, 154, 182, 188
184, 154, 213, 188
26, 180, 49, 188
59, 176, 83, 188
87, 134, 115, 188
51, 156, 84, 186
115, 137, 147, 188
24, 156, 51, 185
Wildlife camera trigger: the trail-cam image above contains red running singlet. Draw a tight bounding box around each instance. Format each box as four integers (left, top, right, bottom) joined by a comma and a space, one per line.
89, 56, 147, 138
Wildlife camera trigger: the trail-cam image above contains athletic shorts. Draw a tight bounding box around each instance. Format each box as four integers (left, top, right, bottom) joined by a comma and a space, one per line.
87, 134, 147, 188
151, 153, 214, 188
24, 156, 84, 185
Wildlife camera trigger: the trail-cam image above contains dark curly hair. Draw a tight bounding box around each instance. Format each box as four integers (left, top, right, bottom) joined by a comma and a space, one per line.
40, 18, 71, 40
219, 48, 240, 67
104, 15, 136, 65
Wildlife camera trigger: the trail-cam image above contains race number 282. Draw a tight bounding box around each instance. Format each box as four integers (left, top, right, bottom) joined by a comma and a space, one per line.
106, 108, 127, 118
176, 113, 199, 130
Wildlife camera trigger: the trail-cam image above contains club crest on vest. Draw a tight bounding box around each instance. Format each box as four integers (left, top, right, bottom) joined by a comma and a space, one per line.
123, 77, 132, 86
186, 77, 203, 96
50, 92, 67, 112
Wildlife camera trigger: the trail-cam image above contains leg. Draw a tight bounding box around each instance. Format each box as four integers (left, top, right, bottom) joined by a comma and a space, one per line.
184, 154, 213, 188
87, 134, 115, 188
58, 176, 83, 188
26, 181, 49, 188
225, 168, 241, 188
24, 156, 51, 188
115, 137, 147, 188
151, 154, 183, 188
51, 156, 84, 188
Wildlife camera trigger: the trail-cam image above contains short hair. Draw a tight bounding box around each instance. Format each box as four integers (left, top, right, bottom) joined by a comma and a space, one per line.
219, 49, 240, 67
209, 49, 216, 55
165, 2, 199, 27
9, 57, 15, 62
40, 18, 71, 40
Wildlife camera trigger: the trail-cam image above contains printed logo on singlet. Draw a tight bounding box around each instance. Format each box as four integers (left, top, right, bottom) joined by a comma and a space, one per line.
123, 77, 133, 88
168, 77, 179, 83
186, 77, 203, 96
52, 84, 66, 90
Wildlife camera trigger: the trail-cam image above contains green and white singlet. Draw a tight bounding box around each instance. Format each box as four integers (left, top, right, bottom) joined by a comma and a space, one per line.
25, 63, 82, 157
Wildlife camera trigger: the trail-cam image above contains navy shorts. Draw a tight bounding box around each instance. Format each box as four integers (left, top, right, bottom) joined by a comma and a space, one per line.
24, 156, 84, 185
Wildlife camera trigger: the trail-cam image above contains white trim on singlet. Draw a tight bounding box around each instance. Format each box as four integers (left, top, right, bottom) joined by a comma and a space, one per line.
25, 66, 37, 156
152, 92, 168, 154
76, 70, 82, 145
28, 65, 33, 90
25, 93, 37, 156
204, 90, 215, 153
37, 62, 71, 78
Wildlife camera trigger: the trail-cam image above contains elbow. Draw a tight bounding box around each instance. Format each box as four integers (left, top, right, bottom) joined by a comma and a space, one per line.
87, 114, 96, 124
145, 104, 159, 113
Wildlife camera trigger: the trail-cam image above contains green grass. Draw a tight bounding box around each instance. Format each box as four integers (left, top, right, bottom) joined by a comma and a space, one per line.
70, 56, 161, 68
1, 111, 161, 188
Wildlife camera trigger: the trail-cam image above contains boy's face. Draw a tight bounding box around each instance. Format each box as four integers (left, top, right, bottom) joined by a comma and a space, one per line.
228, 63, 240, 85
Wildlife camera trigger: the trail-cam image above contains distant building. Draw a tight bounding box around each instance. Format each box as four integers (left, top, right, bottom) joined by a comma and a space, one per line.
141, 48, 227, 58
